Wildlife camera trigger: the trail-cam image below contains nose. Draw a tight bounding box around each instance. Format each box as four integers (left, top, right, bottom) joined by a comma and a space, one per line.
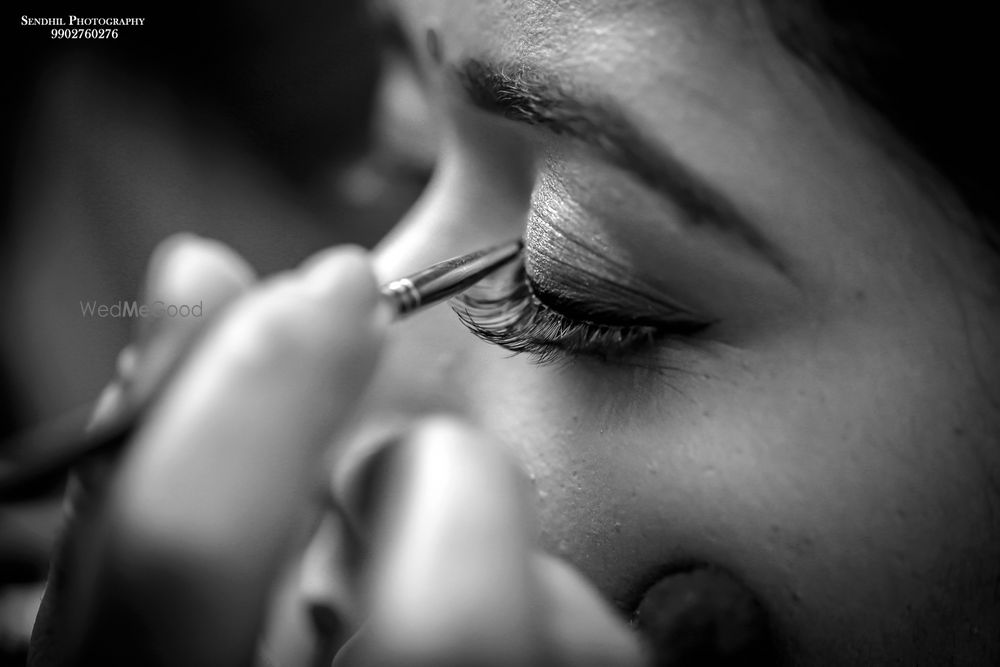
318, 192, 498, 521
285, 513, 359, 667
362, 282, 472, 419
315, 166, 523, 542
360, 182, 521, 422
323, 121, 534, 545
356, 103, 536, 423
301, 121, 538, 659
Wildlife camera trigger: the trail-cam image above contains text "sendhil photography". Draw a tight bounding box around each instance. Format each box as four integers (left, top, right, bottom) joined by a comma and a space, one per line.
80, 301, 203, 318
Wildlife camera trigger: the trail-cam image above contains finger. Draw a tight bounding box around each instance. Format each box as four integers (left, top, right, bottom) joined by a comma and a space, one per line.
355, 417, 541, 667
71, 246, 386, 667
81, 235, 256, 490
0, 235, 252, 499
27, 235, 256, 667
532, 554, 645, 667
125, 233, 257, 408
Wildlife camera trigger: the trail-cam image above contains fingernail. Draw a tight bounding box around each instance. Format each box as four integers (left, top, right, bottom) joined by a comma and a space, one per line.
115, 345, 138, 381
139, 234, 207, 344
144, 233, 203, 293
86, 382, 127, 431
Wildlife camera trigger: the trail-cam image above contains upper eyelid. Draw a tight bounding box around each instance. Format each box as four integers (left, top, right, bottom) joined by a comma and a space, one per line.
449, 58, 792, 274
525, 177, 707, 325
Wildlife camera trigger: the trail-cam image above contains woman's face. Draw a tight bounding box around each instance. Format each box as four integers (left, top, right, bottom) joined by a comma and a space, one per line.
359, 0, 1000, 662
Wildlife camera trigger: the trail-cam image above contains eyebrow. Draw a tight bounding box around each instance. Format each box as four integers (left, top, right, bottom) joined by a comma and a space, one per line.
451, 58, 786, 269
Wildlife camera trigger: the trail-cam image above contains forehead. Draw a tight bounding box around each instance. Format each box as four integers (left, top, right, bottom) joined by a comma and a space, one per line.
384, 0, 819, 184
387, 0, 761, 71
384, 0, 999, 299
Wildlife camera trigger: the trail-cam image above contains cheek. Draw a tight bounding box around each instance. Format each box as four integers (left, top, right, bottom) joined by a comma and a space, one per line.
461, 345, 999, 656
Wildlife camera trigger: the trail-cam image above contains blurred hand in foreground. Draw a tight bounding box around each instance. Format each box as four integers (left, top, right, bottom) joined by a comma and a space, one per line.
27, 234, 644, 667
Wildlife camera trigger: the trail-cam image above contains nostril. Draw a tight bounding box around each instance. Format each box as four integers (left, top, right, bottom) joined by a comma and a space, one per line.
293, 513, 363, 666
346, 440, 400, 534
306, 601, 349, 667
632, 565, 780, 666
308, 600, 342, 638
330, 420, 411, 544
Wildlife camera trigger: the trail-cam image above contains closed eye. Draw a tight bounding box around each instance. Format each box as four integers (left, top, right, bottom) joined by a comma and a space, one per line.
449, 257, 710, 365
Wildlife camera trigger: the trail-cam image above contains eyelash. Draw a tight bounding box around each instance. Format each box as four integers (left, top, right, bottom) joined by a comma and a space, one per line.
449, 258, 706, 365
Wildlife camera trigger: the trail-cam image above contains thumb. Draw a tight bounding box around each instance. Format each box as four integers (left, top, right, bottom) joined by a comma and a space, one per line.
533, 554, 645, 667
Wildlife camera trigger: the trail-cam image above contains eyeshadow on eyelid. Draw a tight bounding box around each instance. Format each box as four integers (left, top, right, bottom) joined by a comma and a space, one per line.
524, 209, 703, 326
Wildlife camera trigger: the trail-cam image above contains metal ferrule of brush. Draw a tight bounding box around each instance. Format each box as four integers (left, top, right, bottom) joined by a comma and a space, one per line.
379, 239, 523, 319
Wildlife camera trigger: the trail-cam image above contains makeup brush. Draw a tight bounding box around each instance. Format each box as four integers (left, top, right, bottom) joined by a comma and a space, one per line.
0, 239, 523, 501
380, 239, 522, 319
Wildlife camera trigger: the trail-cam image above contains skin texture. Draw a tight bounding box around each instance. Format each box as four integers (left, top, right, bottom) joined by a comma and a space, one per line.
23, 1, 1000, 665
356, 0, 1000, 663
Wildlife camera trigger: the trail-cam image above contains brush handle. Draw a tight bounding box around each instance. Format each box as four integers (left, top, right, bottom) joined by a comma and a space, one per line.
0, 403, 138, 501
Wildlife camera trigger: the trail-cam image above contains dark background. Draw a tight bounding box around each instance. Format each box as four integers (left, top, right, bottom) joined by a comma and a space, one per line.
2, 3, 434, 662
